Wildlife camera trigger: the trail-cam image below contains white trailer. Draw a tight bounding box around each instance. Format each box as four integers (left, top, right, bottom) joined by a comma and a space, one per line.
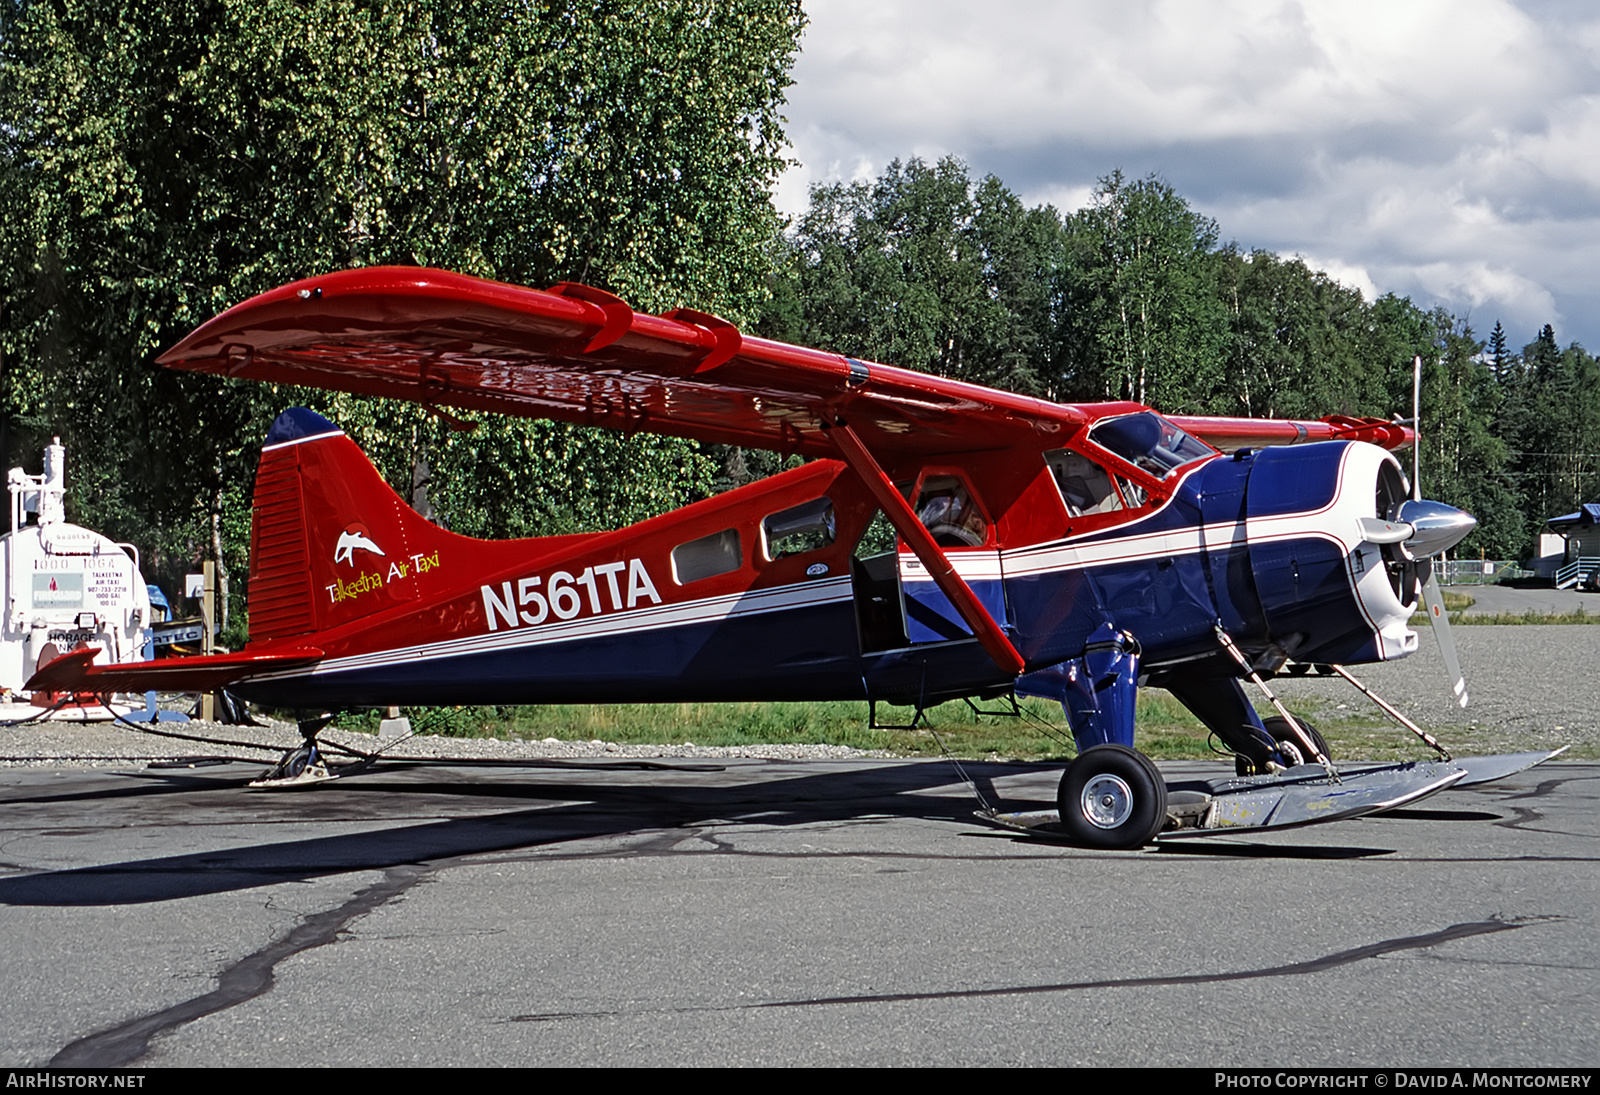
1, 438, 153, 703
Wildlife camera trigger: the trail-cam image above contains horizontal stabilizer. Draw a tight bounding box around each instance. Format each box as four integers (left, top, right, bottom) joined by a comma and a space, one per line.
26, 647, 325, 695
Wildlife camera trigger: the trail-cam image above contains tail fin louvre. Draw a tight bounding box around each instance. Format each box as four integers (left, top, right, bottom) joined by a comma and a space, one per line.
248, 409, 346, 640
249, 443, 317, 639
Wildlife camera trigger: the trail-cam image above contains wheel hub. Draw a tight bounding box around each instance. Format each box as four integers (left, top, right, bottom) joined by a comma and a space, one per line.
1079, 773, 1135, 829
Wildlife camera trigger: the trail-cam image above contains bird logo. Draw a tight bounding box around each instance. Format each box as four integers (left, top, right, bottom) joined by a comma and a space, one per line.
334, 524, 386, 566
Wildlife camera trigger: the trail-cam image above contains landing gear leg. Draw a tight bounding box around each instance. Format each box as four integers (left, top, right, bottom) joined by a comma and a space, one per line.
1263, 715, 1328, 768
249, 713, 336, 789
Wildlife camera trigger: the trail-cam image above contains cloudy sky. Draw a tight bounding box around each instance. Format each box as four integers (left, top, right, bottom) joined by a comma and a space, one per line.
775, 0, 1600, 351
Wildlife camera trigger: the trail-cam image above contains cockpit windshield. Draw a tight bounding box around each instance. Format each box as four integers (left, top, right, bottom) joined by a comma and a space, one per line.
1087, 412, 1213, 478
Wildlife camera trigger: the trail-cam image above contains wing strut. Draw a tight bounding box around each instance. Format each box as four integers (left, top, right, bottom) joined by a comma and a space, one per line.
825, 421, 1026, 677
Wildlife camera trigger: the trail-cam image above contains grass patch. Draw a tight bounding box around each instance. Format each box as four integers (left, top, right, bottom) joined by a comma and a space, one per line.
335, 689, 1346, 762
327, 688, 1596, 761
1408, 588, 1600, 624
1411, 609, 1600, 625
327, 657, 1598, 761
1453, 610, 1600, 625
1407, 590, 1473, 626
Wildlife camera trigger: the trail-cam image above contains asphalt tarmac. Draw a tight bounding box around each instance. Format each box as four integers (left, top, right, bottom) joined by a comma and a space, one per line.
0, 750, 1594, 1067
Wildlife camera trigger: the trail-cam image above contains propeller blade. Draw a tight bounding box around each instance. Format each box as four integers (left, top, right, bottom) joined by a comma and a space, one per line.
1420, 569, 1469, 708
1408, 353, 1470, 710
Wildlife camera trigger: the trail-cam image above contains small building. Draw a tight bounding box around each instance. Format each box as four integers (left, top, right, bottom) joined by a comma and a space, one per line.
1545, 504, 1600, 588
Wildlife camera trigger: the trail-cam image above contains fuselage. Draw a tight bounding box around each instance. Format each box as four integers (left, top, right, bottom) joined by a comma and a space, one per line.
231, 407, 1430, 715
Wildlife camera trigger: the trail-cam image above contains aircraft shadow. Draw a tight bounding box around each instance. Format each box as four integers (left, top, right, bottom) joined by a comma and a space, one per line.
0, 752, 1500, 906
0, 757, 1064, 907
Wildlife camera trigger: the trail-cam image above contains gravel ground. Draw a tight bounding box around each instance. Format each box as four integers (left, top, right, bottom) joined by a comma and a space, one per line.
1, 622, 1592, 769
0, 706, 894, 771
1267, 621, 1600, 755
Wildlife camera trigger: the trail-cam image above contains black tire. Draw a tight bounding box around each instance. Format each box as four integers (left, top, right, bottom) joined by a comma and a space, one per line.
1263, 715, 1328, 765
1057, 744, 1169, 849
283, 746, 312, 780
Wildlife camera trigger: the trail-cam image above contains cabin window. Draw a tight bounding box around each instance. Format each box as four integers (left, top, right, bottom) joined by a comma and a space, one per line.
1046, 450, 1129, 517
762, 498, 836, 561
913, 476, 988, 548
1087, 412, 1212, 478
672, 529, 741, 584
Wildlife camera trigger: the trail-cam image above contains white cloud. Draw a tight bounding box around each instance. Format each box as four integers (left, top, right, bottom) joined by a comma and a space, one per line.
779, 0, 1600, 346
789, 0, 1554, 152
1294, 255, 1379, 302
1409, 261, 1559, 324
1023, 182, 1099, 216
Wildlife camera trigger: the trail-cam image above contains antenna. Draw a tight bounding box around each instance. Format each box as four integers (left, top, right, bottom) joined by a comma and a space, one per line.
1411, 354, 1421, 501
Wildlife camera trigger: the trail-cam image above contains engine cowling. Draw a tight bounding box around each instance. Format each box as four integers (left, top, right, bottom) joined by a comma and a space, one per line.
1237, 441, 1473, 666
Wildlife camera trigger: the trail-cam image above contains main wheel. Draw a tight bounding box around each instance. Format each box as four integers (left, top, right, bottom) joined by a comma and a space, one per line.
1263, 715, 1328, 766
1058, 744, 1169, 849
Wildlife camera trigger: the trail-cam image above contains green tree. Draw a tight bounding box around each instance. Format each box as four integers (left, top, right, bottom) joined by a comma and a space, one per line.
1415, 314, 1519, 558
1498, 327, 1600, 550
1058, 172, 1228, 410
2, 0, 804, 623
1213, 248, 1382, 419
1487, 320, 1511, 376
770, 157, 1065, 395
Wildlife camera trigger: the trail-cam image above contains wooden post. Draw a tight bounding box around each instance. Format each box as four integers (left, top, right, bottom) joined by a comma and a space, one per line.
201, 560, 215, 722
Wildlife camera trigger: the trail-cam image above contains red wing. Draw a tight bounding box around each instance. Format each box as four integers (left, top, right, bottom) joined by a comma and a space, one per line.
158, 267, 1412, 459
1169, 413, 1413, 452
157, 267, 1080, 460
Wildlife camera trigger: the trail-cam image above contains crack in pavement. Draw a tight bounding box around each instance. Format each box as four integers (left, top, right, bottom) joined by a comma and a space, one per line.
50, 864, 430, 1067
509, 916, 1561, 1023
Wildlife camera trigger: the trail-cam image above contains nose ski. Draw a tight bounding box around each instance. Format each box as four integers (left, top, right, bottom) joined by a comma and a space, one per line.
985, 748, 1565, 843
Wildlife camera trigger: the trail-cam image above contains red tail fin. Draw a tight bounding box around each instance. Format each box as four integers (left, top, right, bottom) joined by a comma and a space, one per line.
26, 408, 446, 694
249, 408, 448, 640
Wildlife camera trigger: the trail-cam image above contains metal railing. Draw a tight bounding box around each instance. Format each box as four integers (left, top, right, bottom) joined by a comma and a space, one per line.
1436, 560, 1523, 586
1555, 556, 1600, 590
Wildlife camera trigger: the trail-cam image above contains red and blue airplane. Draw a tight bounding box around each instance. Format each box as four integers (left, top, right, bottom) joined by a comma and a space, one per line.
29, 267, 1555, 847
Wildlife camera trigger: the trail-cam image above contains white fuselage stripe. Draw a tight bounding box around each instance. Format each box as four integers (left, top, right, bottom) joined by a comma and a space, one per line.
256, 575, 857, 680
1000, 513, 1355, 579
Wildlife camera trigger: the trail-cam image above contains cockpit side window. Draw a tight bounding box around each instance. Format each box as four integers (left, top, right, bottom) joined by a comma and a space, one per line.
672, 528, 742, 584
1045, 450, 1125, 517
1088, 412, 1213, 478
